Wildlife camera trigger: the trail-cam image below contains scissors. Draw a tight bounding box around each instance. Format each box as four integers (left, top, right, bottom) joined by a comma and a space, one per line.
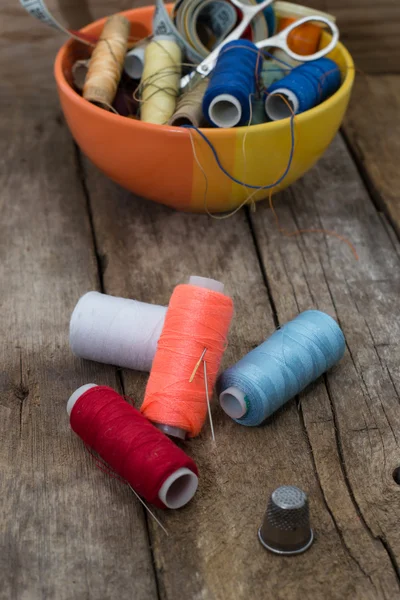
180, 0, 339, 89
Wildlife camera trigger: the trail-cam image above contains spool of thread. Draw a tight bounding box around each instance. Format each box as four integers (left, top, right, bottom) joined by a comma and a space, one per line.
168, 79, 209, 127
140, 38, 182, 125
69, 291, 166, 372
278, 17, 322, 56
218, 310, 345, 426
83, 14, 130, 110
72, 59, 90, 92
265, 57, 341, 121
68, 384, 199, 509
202, 40, 262, 128
124, 42, 148, 80
141, 276, 234, 439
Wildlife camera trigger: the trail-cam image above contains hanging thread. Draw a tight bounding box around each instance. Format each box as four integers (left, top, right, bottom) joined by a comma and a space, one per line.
68, 384, 199, 509
265, 57, 341, 120
141, 277, 234, 439
69, 292, 166, 372
217, 310, 345, 426
202, 40, 262, 128
83, 14, 130, 110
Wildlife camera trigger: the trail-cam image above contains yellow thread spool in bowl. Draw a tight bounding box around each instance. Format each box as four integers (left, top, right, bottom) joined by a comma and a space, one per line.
54, 5, 355, 213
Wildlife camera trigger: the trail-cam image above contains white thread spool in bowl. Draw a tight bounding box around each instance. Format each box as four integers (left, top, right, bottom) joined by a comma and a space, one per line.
67, 384, 199, 509
124, 44, 147, 79
69, 292, 167, 372
154, 275, 225, 440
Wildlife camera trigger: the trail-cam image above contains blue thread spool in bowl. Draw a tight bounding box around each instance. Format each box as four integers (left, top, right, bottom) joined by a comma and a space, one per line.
265, 57, 341, 120
203, 39, 263, 128
218, 310, 345, 425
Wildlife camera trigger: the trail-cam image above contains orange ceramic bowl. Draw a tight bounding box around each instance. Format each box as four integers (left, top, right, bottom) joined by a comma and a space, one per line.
54, 5, 354, 213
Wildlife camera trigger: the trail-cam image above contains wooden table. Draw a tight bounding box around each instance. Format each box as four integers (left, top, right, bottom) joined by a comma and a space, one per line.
1, 1, 400, 598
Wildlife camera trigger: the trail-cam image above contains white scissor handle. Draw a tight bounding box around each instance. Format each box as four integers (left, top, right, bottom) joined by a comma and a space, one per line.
256, 15, 339, 62
180, 0, 273, 87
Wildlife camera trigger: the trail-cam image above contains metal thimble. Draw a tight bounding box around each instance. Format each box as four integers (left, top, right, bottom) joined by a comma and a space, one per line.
258, 485, 313, 555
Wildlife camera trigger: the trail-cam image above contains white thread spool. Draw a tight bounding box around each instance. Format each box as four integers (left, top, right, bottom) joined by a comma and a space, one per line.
70, 292, 166, 372
155, 275, 225, 440
264, 88, 299, 121
67, 384, 199, 509
124, 44, 147, 79
208, 94, 242, 128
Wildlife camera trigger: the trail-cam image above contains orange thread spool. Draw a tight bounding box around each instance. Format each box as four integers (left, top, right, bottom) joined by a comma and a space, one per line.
278, 17, 322, 56
141, 277, 234, 439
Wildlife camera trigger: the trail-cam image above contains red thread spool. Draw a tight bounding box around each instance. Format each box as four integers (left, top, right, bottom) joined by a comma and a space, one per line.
67, 384, 199, 509
141, 276, 234, 439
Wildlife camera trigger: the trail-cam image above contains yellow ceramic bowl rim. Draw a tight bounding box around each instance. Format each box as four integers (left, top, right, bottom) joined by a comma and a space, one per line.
55, 6, 355, 140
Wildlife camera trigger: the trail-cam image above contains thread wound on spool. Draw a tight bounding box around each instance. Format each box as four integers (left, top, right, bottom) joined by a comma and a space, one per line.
203, 40, 262, 128
69, 292, 166, 372
83, 15, 130, 109
217, 310, 345, 426
141, 284, 234, 437
69, 385, 198, 508
140, 38, 182, 125
265, 58, 341, 120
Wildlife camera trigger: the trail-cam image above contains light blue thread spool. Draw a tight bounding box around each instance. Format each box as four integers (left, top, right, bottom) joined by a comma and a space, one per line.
217, 310, 345, 426
264, 57, 341, 120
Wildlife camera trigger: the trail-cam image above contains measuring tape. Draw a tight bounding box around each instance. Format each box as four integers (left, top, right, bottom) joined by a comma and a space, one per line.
19, 0, 94, 44
154, 0, 269, 64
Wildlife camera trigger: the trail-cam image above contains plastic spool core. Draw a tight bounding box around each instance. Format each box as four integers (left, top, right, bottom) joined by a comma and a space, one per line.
67, 385, 198, 508
219, 386, 248, 419
67, 383, 97, 416
265, 88, 299, 121
188, 275, 224, 294
158, 467, 199, 509
124, 46, 146, 79
208, 94, 242, 128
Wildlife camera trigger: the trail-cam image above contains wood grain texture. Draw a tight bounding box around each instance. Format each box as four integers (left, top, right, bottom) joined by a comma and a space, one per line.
79, 144, 399, 597
344, 74, 400, 235
306, 0, 400, 73
0, 4, 156, 598
249, 133, 400, 596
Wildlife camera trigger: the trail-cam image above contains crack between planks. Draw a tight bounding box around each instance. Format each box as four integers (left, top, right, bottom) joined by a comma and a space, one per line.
340, 128, 400, 241
73, 145, 162, 600
324, 371, 400, 586
19, 349, 24, 434
245, 207, 279, 328
297, 399, 377, 588
245, 199, 400, 589
73, 144, 105, 293
244, 204, 381, 588
117, 370, 163, 600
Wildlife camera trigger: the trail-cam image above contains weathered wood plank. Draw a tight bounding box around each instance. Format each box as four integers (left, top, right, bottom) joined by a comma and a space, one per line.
81, 146, 393, 597
0, 5, 156, 597
344, 74, 400, 235
249, 133, 400, 595
306, 0, 400, 73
